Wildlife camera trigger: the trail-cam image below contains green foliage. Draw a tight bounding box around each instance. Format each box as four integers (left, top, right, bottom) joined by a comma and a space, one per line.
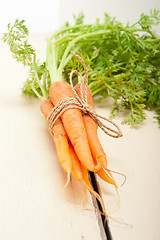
3, 10, 160, 125
154, 109, 160, 124
138, 8, 160, 30
3, 19, 34, 66
73, 12, 85, 25
3, 19, 49, 100
61, 9, 160, 125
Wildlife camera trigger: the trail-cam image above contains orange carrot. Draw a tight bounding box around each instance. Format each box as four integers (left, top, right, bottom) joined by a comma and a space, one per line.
68, 141, 83, 181
49, 81, 100, 172
75, 83, 118, 187
96, 168, 118, 188
68, 141, 106, 214
75, 83, 108, 169
40, 99, 72, 174
41, 99, 107, 214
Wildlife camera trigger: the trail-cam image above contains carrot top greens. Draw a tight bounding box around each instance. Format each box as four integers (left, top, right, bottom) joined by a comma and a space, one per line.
3, 9, 160, 125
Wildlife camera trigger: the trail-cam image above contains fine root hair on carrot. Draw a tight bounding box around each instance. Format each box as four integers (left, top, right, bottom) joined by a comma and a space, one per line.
62, 171, 71, 198
80, 166, 107, 216
107, 168, 127, 187
84, 182, 107, 216
95, 164, 118, 188
80, 183, 106, 216
104, 187, 133, 228
107, 215, 133, 229
96, 167, 122, 216
108, 187, 121, 216
81, 184, 94, 213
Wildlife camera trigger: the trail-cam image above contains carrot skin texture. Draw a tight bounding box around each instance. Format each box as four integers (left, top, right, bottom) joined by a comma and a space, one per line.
68, 142, 83, 181
40, 99, 72, 173
75, 83, 118, 187
49, 81, 99, 172
75, 83, 108, 168
83, 115, 108, 168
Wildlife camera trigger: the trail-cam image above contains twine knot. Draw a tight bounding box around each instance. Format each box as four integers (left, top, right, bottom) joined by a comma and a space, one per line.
47, 52, 123, 138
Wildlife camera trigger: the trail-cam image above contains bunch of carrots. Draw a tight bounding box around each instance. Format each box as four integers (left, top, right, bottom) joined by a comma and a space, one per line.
3, 19, 124, 215
40, 52, 121, 215
41, 84, 117, 215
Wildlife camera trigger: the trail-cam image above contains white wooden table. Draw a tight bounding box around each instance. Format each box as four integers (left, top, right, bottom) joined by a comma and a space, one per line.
1, 34, 160, 240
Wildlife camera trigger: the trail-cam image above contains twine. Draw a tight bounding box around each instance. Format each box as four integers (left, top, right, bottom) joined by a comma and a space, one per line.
47, 51, 123, 138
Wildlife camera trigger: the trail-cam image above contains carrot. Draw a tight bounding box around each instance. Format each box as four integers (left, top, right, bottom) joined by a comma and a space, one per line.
49, 81, 100, 172
40, 99, 72, 174
68, 141, 83, 181
75, 83, 118, 187
96, 168, 118, 188
75, 83, 108, 169
68, 141, 106, 215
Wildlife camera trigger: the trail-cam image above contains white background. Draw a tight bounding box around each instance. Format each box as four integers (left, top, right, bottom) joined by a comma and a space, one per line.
0, 0, 160, 33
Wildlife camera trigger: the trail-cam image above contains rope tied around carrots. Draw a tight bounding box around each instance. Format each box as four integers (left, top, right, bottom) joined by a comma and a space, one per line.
47, 52, 123, 138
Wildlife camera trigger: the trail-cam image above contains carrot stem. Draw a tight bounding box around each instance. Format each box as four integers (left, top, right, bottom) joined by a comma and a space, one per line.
46, 39, 58, 83
33, 70, 47, 98
32, 55, 48, 98
54, 33, 80, 46
46, 24, 91, 83
31, 86, 46, 101
47, 24, 92, 46
58, 30, 110, 75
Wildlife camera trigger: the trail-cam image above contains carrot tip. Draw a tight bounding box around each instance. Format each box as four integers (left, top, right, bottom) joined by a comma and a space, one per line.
108, 187, 120, 216
107, 168, 127, 188
84, 182, 107, 216
62, 171, 71, 198
105, 168, 118, 188
93, 162, 101, 172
